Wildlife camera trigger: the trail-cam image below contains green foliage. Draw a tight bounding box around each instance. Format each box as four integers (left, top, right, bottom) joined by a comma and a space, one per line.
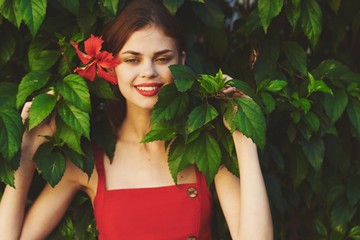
1, 0, 360, 239
143, 66, 266, 186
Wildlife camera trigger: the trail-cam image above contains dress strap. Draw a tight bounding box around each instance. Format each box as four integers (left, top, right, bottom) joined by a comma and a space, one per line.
92, 142, 106, 193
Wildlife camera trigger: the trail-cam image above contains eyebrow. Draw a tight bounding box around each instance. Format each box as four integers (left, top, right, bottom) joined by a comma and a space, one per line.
121, 49, 174, 56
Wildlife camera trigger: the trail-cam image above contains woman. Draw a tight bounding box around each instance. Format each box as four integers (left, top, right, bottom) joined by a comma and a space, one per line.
0, 0, 273, 239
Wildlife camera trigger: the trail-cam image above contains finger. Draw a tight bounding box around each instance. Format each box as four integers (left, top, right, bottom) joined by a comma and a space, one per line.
21, 102, 33, 123
222, 86, 237, 94
222, 74, 232, 81
45, 90, 54, 95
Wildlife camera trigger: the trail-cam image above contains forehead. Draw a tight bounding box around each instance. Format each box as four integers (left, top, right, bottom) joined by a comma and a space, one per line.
120, 26, 178, 54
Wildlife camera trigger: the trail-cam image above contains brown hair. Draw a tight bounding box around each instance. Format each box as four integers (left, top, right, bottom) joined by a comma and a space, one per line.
102, 0, 185, 130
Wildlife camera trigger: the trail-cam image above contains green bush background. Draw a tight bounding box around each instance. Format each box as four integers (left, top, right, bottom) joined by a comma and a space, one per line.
1, 0, 360, 239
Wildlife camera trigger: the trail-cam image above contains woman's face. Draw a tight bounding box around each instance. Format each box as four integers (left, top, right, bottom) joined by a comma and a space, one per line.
113, 26, 185, 111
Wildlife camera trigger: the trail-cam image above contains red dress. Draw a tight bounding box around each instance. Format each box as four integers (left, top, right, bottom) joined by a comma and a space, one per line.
92, 145, 213, 240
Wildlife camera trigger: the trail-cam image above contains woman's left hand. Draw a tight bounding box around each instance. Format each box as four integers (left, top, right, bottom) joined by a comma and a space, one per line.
219, 74, 250, 131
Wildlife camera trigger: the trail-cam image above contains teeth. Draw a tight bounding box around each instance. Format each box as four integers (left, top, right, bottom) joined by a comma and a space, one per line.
136, 86, 160, 91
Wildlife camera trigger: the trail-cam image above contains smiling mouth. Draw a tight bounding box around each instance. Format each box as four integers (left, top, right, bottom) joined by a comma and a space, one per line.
135, 86, 161, 91
134, 84, 163, 96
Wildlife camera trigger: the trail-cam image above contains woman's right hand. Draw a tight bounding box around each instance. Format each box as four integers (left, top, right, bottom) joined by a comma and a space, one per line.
21, 91, 57, 153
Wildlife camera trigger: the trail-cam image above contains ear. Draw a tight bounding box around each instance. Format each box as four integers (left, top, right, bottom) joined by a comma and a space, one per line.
180, 51, 186, 65
108, 67, 116, 76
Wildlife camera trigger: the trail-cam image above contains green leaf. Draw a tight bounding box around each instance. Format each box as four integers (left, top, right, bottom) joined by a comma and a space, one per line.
245, 9, 262, 37
282, 41, 307, 74
91, 116, 116, 163
162, 0, 184, 15
267, 144, 284, 170
328, 0, 342, 14
0, 32, 15, 69
191, 1, 224, 29
141, 121, 176, 143
285, 0, 301, 30
327, 185, 345, 207
88, 78, 118, 100
347, 98, 360, 134
324, 88, 348, 123
233, 98, 266, 150
0, 160, 14, 186
55, 117, 83, 155
33, 142, 66, 187
258, 0, 284, 33
187, 104, 218, 133
264, 174, 284, 214
301, 137, 324, 171
291, 147, 309, 188
193, 132, 221, 185
217, 122, 234, 157
265, 80, 287, 92
291, 0, 300, 8
198, 74, 218, 94
331, 196, 357, 227
15, 0, 47, 36
102, 0, 119, 16
169, 65, 197, 92
57, 74, 91, 113
62, 144, 93, 179
311, 59, 350, 81
16, 70, 50, 109
77, 5, 96, 33
347, 176, 360, 206
28, 93, 57, 130
315, 219, 328, 236
28, 40, 60, 71
348, 226, 360, 239
0, 152, 20, 187
222, 100, 236, 133
58, 0, 79, 15
261, 92, 276, 114
0, 108, 23, 160
308, 72, 333, 95
0, 0, 22, 28
58, 101, 90, 139
0, 82, 18, 109
151, 84, 189, 124
304, 111, 320, 132
168, 137, 195, 185
300, 0, 322, 47
296, 99, 311, 113
227, 79, 258, 102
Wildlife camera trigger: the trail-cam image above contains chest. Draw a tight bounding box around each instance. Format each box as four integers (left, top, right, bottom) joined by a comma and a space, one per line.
102, 143, 197, 190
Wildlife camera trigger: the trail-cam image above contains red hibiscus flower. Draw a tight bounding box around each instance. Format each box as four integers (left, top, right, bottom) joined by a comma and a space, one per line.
71, 35, 120, 84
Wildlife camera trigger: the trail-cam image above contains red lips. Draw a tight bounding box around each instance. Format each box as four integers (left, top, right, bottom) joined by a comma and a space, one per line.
134, 82, 163, 97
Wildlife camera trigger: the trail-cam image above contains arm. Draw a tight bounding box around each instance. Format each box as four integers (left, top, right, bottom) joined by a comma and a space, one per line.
0, 146, 36, 240
0, 99, 88, 240
0, 101, 52, 240
20, 160, 84, 240
214, 131, 273, 240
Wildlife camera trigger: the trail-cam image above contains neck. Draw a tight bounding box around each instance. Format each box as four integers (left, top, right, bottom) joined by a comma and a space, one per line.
117, 103, 153, 143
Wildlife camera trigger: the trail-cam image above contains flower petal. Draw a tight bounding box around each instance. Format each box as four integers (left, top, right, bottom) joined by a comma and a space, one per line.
74, 62, 96, 81
71, 42, 94, 65
97, 64, 118, 84
97, 51, 121, 68
84, 34, 104, 58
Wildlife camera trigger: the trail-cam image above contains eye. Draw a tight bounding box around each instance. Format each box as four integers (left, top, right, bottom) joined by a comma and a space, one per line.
155, 57, 171, 64
125, 58, 140, 64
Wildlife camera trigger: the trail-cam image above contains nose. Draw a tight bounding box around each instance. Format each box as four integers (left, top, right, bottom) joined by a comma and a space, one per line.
139, 59, 158, 78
